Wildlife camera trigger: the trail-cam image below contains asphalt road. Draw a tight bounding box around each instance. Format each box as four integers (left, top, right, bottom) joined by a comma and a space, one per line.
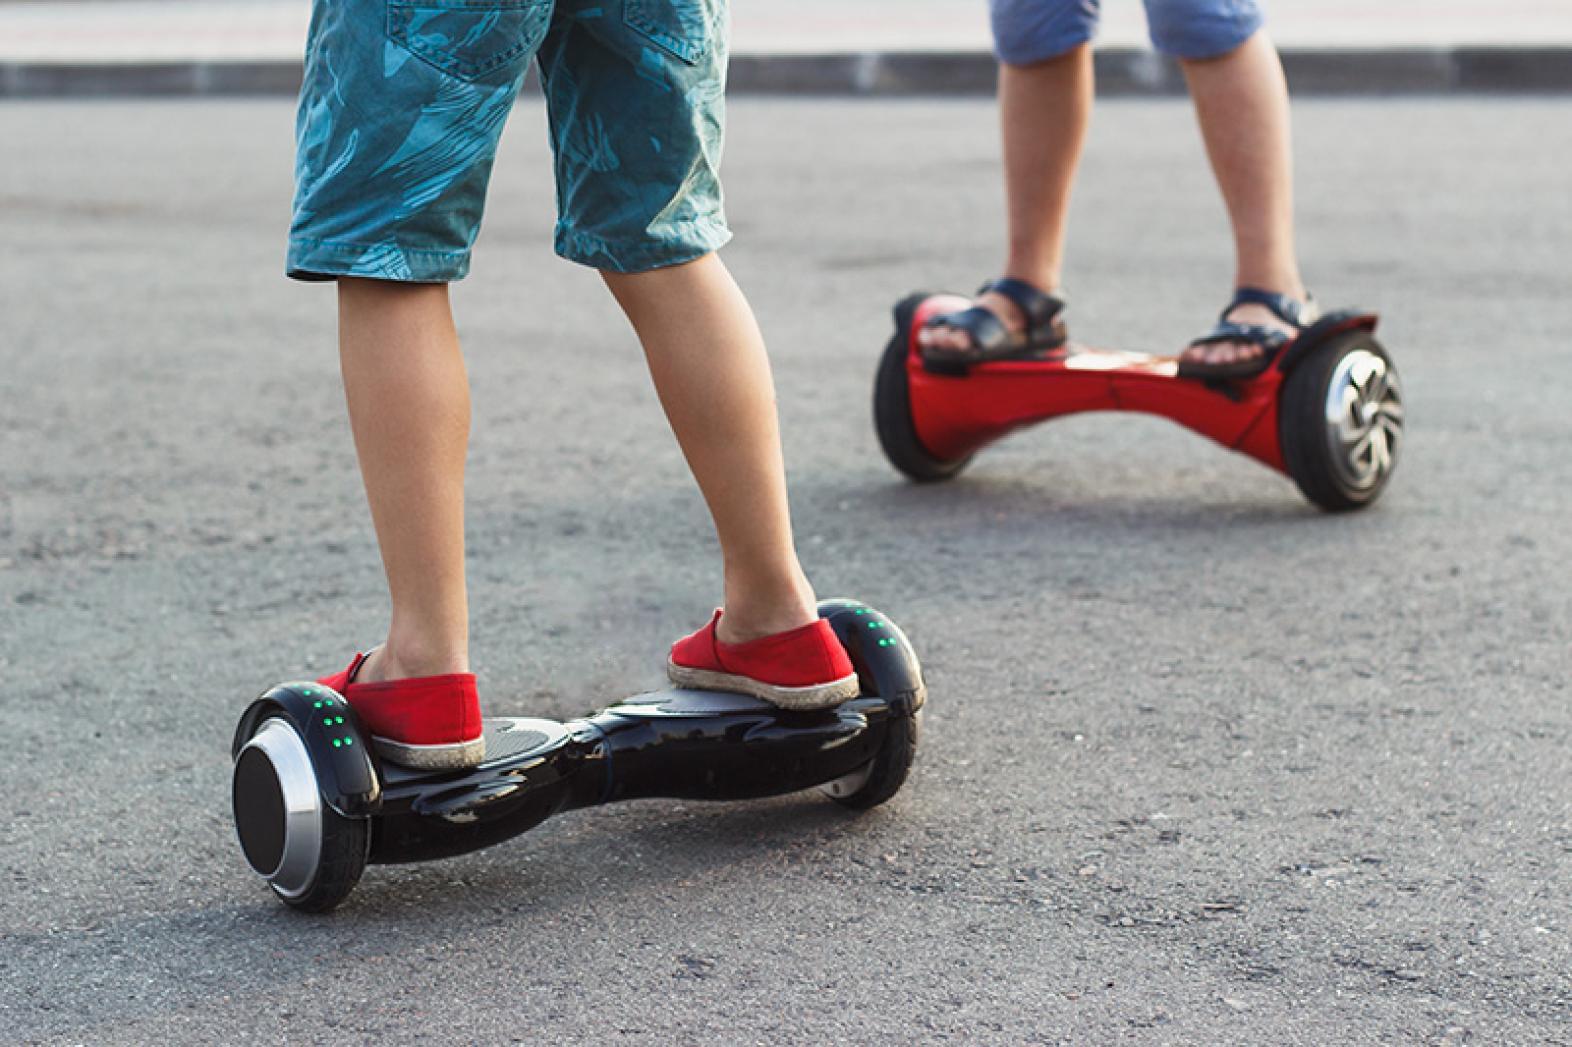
2, 96, 1569, 1044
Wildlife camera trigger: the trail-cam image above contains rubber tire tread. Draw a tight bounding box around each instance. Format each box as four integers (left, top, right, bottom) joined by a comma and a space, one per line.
274, 805, 369, 913
828, 708, 918, 811
1279, 331, 1397, 513
874, 297, 973, 483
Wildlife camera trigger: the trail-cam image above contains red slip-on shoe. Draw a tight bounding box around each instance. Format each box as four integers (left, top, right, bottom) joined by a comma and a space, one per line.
668, 610, 860, 710
319, 651, 485, 770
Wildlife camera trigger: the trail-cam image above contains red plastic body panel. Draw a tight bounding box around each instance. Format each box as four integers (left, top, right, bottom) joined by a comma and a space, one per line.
907, 295, 1302, 472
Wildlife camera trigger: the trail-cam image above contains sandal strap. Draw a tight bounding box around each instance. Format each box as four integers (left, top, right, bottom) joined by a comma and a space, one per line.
1224, 286, 1316, 328
1188, 321, 1293, 352
920, 277, 1069, 369
924, 304, 1012, 355
979, 277, 1067, 342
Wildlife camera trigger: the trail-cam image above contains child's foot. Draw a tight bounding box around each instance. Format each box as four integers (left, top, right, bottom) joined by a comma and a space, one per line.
916, 277, 1068, 367
668, 610, 860, 710
319, 650, 485, 769
1177, 286, 1315, 379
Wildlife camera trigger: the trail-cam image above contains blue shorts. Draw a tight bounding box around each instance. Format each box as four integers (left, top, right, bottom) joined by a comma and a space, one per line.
288, 0, 731, 282
990, 0, 1263, 65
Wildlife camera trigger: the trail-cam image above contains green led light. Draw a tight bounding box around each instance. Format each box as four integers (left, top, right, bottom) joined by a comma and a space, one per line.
313, 701, 322, 708
302, 688, 314, 696
855, 609, 866, 615
867, 621, 883, 629
336, 716, 345, 724
332, 738, 342, 748
323, 717, 334, 725
344, 737, 353, 746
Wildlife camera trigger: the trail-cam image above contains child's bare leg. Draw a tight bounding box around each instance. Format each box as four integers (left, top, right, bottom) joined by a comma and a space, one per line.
998, 44, 1093, 299
919, 44, 1093, 353
337, 278, 470, 681
1178, 30, 1307, 367
601, 254, 817, 645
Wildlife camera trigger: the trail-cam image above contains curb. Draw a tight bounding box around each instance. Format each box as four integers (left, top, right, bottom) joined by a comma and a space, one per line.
2, 46, 1570, 98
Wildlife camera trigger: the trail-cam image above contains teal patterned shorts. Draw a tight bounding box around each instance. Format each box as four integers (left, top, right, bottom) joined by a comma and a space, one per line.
287, 0, 731, 281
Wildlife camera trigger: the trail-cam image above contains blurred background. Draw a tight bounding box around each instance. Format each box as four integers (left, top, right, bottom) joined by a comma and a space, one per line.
3, 1, 1570, 1045
2, 0, 1569, 79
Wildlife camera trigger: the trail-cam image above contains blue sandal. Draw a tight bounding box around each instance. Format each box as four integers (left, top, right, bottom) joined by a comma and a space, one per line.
920, 277, 1067, 373
1180, 287, 1318, 380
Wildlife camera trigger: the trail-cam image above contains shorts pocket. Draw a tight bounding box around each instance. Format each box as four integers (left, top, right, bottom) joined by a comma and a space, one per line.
388, 0, 553, 81
623, 0, 719, 65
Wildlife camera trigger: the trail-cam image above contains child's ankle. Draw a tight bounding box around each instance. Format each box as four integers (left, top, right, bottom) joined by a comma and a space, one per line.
717, 583, 819, 644
362, 634, 469, 684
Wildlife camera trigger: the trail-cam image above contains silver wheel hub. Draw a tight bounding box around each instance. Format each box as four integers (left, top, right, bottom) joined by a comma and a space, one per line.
819, 762, 874, 800
1325, 348, 1403, 491
236, 718, 322, 899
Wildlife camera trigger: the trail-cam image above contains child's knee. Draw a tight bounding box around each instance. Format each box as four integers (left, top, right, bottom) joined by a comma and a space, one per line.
1143, 0, 1263, 60
991, 0, 1100, 68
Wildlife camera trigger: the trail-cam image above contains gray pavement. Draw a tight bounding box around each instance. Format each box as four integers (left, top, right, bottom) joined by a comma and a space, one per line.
3, 0, 1572, 96
2, 95, 1571, 1043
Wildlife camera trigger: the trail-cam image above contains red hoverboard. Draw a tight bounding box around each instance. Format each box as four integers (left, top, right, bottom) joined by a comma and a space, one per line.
874, 293, 1405, 511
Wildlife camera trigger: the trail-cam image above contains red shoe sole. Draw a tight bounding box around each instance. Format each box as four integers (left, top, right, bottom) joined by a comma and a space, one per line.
667, 660, 860, 710
370, 733, 486, 770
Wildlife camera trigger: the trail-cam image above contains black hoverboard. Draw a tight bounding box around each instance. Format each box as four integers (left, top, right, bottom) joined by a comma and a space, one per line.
231, 599, 924, 911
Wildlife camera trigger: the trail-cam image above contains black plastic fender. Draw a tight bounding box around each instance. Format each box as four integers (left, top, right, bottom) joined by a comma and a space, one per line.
232, 683, 381, 817
1276, 310, 1380, 377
